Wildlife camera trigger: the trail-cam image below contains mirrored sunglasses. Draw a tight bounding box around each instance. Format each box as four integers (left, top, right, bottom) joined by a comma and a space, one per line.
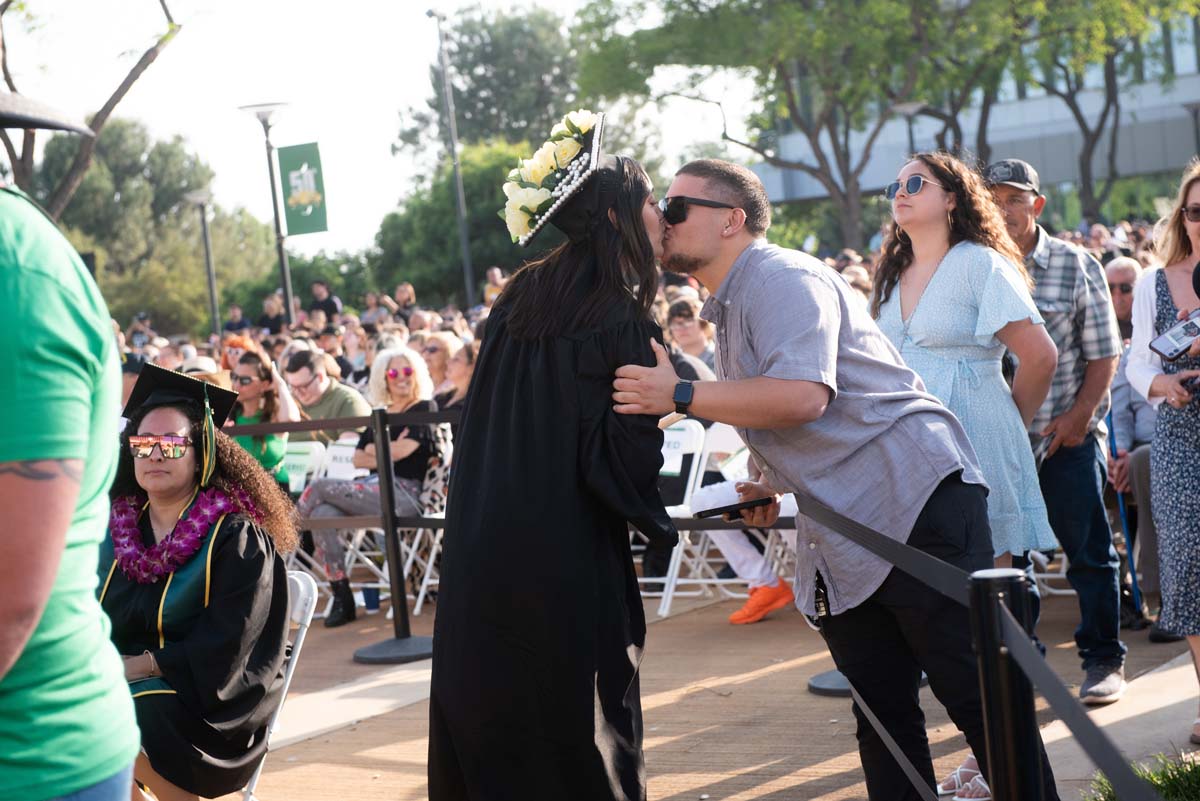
658, 195, 736, 225
128, 435, 192, 459
233, 374, 257, 386
884, 174, 946, 200
386, 366, 415, 379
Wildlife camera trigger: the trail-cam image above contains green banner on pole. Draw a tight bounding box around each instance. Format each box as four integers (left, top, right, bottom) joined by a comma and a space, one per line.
277, 142, 327, 235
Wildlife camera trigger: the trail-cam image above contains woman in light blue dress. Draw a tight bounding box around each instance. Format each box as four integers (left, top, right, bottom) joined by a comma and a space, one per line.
873, 151, 1061, 800
874, 152, 1058, 563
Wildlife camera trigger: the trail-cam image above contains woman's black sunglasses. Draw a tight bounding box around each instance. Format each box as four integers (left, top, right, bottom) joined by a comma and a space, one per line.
884, 174, 946, 200
658, 195, 736, 225
1184, 204, 1200, 223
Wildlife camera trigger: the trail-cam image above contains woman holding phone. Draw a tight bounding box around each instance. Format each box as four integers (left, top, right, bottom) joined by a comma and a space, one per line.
428, 110, 676, 801
1126, 159, 1200, 745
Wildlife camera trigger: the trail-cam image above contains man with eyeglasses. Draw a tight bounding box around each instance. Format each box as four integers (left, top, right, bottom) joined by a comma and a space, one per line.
614, 159, 1060, 799
985, 158, 1126, 705
284, 349, 371, 444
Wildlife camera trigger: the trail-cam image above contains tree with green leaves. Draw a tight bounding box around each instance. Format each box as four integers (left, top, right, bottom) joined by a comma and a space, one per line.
0, 0, 181, 219
396, 5, 577, 158
1020, 1, 1199, 222
576, 0, 948, 250
36, 119, 278, 336
374, 140, 534, 307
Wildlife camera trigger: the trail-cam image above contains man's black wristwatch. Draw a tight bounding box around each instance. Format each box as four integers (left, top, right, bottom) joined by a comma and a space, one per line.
672, 381, 694, 415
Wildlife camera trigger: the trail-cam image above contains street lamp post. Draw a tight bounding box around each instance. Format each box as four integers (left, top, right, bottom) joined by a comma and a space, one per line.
1184, 102, 1200, 157
239, 102, 296, 326
428, 9, 476, 308
184, 189, 219, 341
893, 101, 925, 156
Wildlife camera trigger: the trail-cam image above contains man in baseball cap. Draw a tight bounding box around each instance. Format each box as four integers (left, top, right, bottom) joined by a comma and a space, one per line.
984, 158, 1041, 194
985, 157, 1126, 706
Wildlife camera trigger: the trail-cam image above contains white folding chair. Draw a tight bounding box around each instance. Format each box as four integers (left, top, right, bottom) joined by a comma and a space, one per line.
282, 441, 326, 497
1030, 549, 1076, 596
242, 570, 318, 801
634, 420, 707, 604
656, 424, 800, 617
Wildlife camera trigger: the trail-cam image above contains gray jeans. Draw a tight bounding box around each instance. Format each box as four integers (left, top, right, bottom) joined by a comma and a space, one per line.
1127, 442, 1159, 594
297, 475, 422, 580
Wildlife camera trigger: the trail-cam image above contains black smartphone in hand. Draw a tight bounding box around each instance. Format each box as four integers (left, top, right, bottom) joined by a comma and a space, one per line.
693, 497, 773, 519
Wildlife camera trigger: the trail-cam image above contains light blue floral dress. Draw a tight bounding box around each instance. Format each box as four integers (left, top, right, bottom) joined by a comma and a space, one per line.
877, 240, 1058, 557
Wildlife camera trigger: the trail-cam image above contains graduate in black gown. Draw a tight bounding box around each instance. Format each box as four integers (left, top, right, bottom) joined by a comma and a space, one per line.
428, 110, 677, 801
97, 365, 298, 799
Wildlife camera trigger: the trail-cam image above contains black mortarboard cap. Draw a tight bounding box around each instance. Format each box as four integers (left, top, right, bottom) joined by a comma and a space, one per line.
122, 363, 238, 427
123, 364, 239, 487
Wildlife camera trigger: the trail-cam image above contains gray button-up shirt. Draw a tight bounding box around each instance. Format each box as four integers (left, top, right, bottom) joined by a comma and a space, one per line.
700, 240, 986, 615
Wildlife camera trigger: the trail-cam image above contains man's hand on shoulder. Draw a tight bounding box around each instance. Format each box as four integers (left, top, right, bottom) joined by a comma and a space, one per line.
613, 339, 677, 416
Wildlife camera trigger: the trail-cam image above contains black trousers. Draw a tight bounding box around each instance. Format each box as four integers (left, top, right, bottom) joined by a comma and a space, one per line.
819, 474, 1060, 801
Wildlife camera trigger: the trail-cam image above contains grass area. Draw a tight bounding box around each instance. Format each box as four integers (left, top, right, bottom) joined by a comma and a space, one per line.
1084, 752, 1200, 801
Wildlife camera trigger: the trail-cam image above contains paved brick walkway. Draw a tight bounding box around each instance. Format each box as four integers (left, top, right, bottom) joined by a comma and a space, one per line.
220, 590, 1186, 800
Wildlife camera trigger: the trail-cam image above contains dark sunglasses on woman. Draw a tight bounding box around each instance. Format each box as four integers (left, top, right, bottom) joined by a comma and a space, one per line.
232, 374, 257, 386
1184, 204, 1200, 223
884, 174, 946, 200
128, 435, 191, 459
386, 366, 415, 379
658, 195, 736, 226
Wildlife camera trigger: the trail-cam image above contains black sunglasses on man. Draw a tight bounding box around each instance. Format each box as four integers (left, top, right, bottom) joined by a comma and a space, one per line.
659, 195, 736, 226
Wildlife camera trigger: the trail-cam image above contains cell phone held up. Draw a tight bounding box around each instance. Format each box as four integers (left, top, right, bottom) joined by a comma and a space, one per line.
1150, 308, 1200, 361
693, 496, 773, 520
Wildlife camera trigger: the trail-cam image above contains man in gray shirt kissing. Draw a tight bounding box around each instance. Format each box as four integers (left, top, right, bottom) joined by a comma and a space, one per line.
613, 159, 1059, 800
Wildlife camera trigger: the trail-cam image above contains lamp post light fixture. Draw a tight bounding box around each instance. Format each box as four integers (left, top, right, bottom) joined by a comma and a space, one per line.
427, 8, 476, 308
239, 102, 296, 326
1184, 102, 1200, 158
183, 188, 220, 341
893, 101, 925, 156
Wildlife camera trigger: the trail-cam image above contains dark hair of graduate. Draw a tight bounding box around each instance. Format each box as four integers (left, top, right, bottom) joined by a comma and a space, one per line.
498, 156, 658, 340
112, 400, 299, 554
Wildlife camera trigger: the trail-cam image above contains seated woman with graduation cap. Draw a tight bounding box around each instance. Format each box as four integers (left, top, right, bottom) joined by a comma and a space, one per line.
97, 364, 298, 800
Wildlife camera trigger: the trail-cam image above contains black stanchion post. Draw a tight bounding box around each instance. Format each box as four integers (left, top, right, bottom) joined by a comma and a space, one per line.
353, 407, 434, 664
969, 567, 1044, 801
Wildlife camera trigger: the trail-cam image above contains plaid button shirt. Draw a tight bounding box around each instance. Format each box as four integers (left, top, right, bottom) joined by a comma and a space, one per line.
1025, 226, 1121, 459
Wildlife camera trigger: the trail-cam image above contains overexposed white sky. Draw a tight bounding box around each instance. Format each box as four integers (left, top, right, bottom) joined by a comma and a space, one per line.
7, 0, 753, 255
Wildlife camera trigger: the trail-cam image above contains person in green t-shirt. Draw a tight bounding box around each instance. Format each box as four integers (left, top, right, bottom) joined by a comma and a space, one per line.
283, 349, 372, 444
228, 350, 301, 487
0, 96, 140, 801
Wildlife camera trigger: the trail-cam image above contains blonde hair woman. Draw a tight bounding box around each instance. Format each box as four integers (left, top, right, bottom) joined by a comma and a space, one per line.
296, 346, 439, 627
1125, 158, 1200, 746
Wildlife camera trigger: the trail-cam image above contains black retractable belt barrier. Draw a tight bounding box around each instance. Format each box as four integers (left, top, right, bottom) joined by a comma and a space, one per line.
792, 489, 1166, 801
969, 569, 1045, 801
999, 608, 1163, 801
352, 407, 435, 665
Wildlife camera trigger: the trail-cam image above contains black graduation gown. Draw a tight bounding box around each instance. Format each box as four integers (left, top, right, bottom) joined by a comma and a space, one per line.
98, 512, 289, 797
428, 295, 677, 801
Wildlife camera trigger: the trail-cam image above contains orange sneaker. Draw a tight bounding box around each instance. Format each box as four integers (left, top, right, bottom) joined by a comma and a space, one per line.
728, 581, 794, 624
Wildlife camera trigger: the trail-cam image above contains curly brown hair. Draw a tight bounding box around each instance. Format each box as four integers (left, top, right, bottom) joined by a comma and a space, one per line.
112, 402, 298, 553
871, 151, 1030, 318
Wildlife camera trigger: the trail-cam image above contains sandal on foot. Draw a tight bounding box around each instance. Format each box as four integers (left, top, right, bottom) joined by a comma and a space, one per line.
952, 774, 992, 801
937, 763, 980, 796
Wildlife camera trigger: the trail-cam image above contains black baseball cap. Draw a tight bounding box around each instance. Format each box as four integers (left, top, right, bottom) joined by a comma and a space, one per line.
984, 159, 1041, 194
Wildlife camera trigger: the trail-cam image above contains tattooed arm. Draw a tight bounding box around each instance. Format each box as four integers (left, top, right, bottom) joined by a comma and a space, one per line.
0, 459, 82, 680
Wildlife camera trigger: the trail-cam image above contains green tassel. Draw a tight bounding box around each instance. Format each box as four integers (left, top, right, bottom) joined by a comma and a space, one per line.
200, 387, 216, 487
